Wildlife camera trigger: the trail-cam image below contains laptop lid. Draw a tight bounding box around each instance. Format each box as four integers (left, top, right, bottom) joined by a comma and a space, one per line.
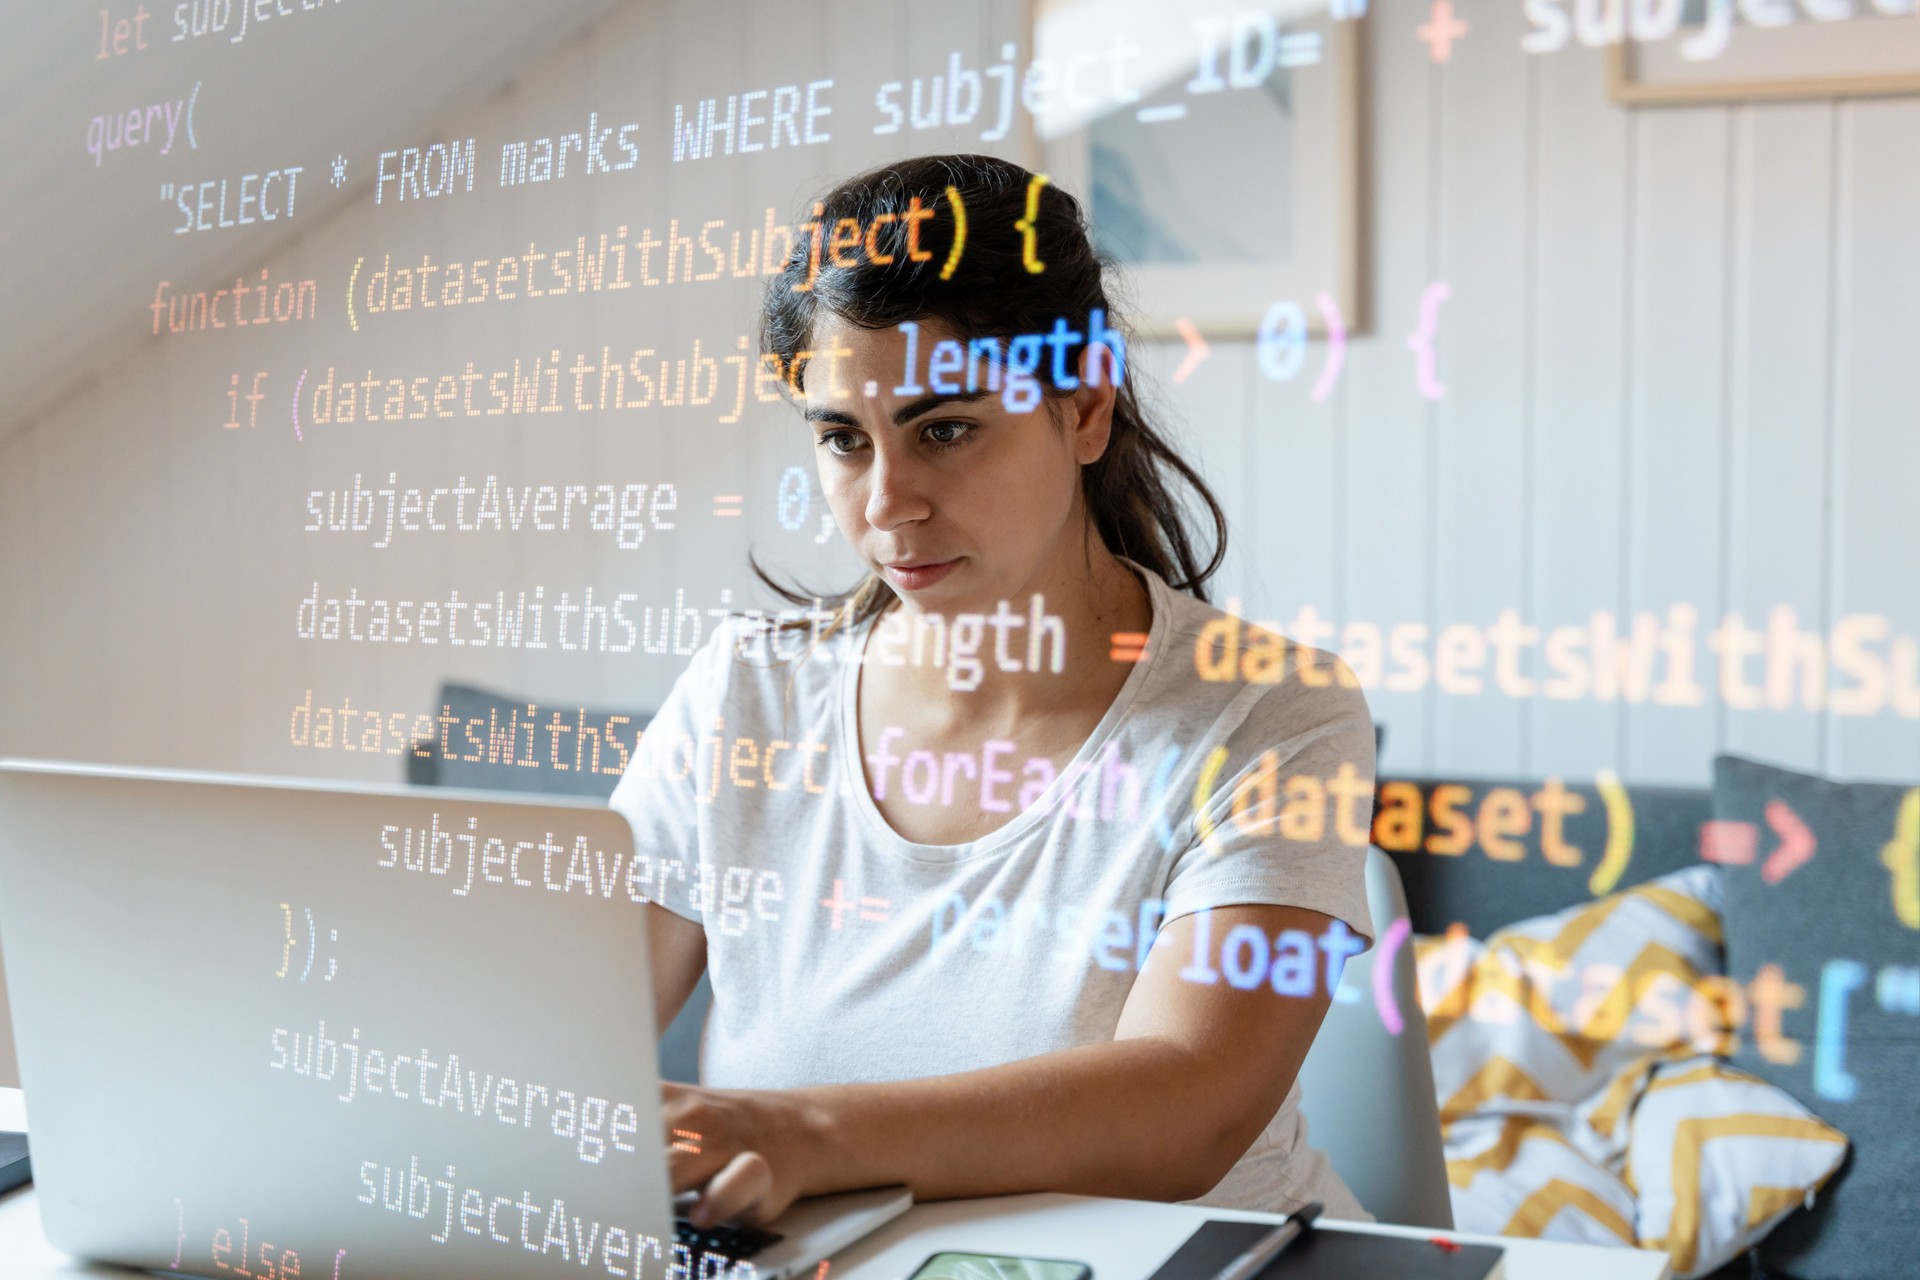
0, 760, 676, 1280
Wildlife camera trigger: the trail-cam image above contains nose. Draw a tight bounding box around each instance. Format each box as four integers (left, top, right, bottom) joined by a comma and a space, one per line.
863, 444, 932, 532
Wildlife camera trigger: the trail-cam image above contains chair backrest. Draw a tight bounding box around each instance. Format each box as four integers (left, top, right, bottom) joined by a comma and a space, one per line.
1293, 846, 1453, 1228
659, 971, 711, 1084
404, 682, 648, 799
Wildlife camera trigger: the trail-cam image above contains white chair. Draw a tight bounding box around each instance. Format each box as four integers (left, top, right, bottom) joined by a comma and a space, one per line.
658, 970, 709, 1084
1294, 845, 1453, 1228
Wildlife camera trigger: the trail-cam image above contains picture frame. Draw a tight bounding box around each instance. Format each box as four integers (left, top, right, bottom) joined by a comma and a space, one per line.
1608, 4, 1920, 105
1033, 1, 1367, 340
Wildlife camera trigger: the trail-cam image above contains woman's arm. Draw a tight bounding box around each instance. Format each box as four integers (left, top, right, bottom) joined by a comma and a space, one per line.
665, 901, 1346, 1225
648, 902, 708, 1034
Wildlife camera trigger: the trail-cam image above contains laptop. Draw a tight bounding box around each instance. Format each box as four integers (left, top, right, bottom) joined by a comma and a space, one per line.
0, 760, 910, 1280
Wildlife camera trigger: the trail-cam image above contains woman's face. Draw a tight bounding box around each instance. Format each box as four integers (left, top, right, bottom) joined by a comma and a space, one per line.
801, 313, 1114, 617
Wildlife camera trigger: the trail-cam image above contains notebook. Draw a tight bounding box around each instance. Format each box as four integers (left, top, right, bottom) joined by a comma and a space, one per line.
1144, 1218, 1505, 1280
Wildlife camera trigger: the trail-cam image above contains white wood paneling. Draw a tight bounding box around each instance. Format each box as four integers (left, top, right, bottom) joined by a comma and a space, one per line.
1431, 0, 1534, 778
1339, 0, 1438, 776
1826, 99, 1920, 782
1527, 41, 1633, 783
2, 0, 1918, 792
1723, 103, 1836, 774
1623, 106, 1732, 783
1245, 320, 1345, 634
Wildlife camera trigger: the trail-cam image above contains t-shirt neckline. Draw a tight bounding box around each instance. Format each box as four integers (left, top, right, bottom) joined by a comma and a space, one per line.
835, 562, 1170, 866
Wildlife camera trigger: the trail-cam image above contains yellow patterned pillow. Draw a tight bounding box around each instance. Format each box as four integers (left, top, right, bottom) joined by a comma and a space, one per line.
1443, 1112, 1640, 1250
1413, 868, 1849, 1277
1415, 866, 1737, 1143
1626, 1056, 1846, 1279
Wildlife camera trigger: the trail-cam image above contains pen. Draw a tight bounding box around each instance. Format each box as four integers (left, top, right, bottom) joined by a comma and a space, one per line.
1210, 1203, 1322, 1280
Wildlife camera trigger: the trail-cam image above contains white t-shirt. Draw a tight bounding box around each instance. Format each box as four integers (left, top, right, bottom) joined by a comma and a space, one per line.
608, 565, 1377, 1219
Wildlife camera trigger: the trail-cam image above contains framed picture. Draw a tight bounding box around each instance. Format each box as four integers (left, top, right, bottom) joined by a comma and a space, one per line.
1034, 0, 1366, 340
1609, 2, 1920, 104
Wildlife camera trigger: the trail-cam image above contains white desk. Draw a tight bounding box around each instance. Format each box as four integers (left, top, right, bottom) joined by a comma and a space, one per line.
0, 1089, 1670, 1280
822, 1194, 1671, 1280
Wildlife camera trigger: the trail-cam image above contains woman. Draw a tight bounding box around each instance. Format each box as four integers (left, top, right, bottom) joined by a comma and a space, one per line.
609, 154, 1376, 1229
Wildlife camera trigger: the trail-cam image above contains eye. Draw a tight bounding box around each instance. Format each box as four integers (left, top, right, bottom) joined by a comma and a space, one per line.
923, 420, 974, 450
817, 430, 864, 457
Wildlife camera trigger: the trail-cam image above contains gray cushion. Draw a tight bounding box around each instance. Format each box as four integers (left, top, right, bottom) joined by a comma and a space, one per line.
1713, 754, 1920, 1280
405, 683, 647, 800
1372, 776, 1708, 938
405, 684, 700, 1075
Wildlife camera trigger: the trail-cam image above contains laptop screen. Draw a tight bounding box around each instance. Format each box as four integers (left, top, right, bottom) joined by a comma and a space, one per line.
0, 764, 681, 1280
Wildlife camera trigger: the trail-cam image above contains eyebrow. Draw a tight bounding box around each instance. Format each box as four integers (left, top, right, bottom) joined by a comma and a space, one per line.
804, 390, 996, 429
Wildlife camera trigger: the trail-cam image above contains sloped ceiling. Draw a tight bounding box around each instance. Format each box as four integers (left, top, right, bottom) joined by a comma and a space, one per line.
0, 0, 625, 448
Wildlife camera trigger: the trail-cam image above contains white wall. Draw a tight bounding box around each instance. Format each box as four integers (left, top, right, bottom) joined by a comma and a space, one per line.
1150, 3, 1920, 788
9, 1, 1911, 794
2, 0, 1918, 1082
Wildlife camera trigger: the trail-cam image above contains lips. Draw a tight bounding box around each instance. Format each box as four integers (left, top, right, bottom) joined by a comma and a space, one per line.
883, 558, 961, 591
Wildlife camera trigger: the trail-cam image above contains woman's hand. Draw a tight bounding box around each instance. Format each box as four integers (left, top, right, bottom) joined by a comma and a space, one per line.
662, 1081, 829, 1228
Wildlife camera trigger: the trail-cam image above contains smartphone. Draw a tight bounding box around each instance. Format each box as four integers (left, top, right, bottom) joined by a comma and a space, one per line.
908, 1251, 1093, 1280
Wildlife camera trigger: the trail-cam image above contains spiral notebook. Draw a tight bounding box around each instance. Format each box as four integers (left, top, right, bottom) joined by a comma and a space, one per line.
1144, 1218, 1505, 1280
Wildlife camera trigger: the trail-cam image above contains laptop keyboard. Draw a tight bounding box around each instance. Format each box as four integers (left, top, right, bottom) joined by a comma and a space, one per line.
675, 1217, 784, 1262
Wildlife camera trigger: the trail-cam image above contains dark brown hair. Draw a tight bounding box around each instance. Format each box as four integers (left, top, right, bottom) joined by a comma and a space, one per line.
755, 153, 1226, 628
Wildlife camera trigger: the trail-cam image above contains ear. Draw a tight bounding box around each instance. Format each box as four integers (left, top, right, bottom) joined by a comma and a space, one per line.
1066, 344, 1121, 465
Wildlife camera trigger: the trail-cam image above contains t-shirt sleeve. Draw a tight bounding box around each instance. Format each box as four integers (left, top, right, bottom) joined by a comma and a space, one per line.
1160, 645, 1378, 951
606, 624, 736, 925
